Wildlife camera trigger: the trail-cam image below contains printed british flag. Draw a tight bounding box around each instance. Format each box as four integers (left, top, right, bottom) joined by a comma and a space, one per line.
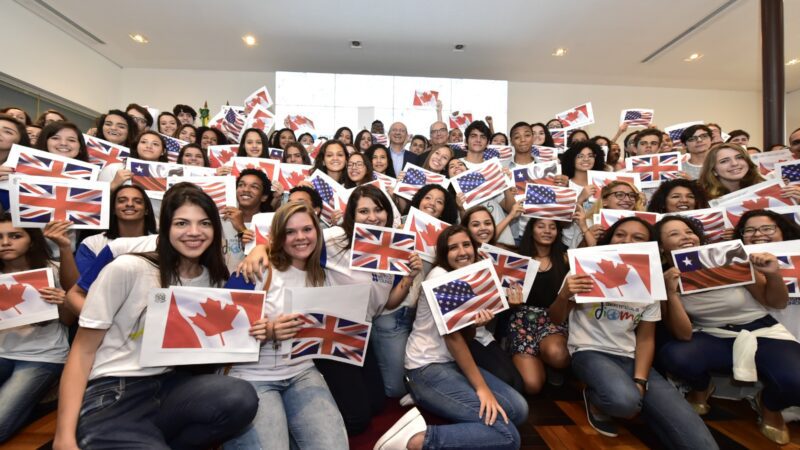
309, 171, 343, 226
350, 224, 415, 275
522, 184, 578, 222
6, 145, 98, 181
478, 246, 528, 288
395, 163, 448, 201
207, 145, 238, 168
423, 259, 506, 335
671, 207, 729, 243
83, 135, 130, 169
744, 241, 800, 298
452, 160, 511, 209
626, 152, 681, 188
620, 109, 654, 127
10, 175, 109, 229
244, 86, 274, 114
402, 207, 450, 263
290, 312, 371, 366
549, 129, 567, 149
159, 134, 188, 163
449, 113, 473, 131
531, 145, 558, 163
484, 145, 513, 162
413, 90, 439, 107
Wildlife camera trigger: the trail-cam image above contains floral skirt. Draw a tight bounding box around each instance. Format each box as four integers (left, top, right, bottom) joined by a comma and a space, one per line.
508, 305, 568, 356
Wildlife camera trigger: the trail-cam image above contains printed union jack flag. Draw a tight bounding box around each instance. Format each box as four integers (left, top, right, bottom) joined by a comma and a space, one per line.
481, 250, 529, 288
550, 129, 567, 148
484, 145, 513, 161
16, 180, 103, 226
131, 161, 169, 192
84, 135, 129, 169
432, 267, 504, 333
455, 161, 509, 207
290, 312, 370, 366
629, 153, 680, 183
622, 109, 653, 126
13, 148, 95, 180
523, 184, 577, 222
777, 255, 800, 297
395, 165, 446, 200
350, 224, 415, 275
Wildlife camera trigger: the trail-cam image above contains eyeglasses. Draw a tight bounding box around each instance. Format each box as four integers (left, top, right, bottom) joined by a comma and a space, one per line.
603, 191, 640, 201
741, 224, 777, 236
347, 162, 365, 169
430, 127, 447, 135
576, 153, 596, 160
686, 133, 711, 143
130, 117, 147, 125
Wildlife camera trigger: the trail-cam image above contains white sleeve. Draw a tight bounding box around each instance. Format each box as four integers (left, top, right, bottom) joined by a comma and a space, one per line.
641, 302, 662, 322
79, 256, 145, 329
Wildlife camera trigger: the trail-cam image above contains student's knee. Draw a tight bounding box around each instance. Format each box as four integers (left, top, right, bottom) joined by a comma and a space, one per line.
540, 343, 570, 369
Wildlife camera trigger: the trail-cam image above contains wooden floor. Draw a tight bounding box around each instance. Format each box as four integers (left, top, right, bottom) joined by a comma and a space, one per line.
4, 381, 800, 450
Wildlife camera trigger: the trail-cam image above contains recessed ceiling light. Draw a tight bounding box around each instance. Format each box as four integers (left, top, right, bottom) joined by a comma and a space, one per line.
552, 48, 567, 57
787, 58, 800, 66
242, 34, 257, 46
129, 33, 149, 44
350, 40, 362, 49
453, 44, 465, 52
684, 53, 703, 62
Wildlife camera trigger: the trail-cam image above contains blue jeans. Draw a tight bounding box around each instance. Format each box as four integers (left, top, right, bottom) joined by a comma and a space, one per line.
76, 371, 258, 449
223, 367, 348, 450
0, 358, 62, 442
406, 362, 528, 450
371, 306, 415, 398
572, 351, 718, 450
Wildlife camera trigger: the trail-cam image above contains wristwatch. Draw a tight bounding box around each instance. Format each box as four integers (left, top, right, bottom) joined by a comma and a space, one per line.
633, 377, 649, 391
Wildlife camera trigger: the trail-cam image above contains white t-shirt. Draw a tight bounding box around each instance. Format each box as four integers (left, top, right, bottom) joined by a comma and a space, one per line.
228, 266, 314, 382
323, 227, 394, 321
100, 163, 163, 221
680, 286, 768, 328
567, 301, 661, 358
683, 161, 702, 180
0, 262, 69, 363
461, 159, 514, 246
405, 266, 455, 370
80, 255, 211, 380
222, 220, 245, 275
769, 299, 800, 340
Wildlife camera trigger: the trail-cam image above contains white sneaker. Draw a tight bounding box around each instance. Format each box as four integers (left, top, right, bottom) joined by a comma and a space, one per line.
374, 407, 427, 450
399, 393, 416, 407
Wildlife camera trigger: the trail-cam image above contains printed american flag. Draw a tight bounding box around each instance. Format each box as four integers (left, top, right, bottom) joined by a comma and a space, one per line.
14, 178, 104, 227
395, 165, 447, 201
167, 177, 233, 214
621, 109, 654, 127
83, 135, 130, 169
431, 266, 504, 333
673, 208, 728, 243
290, 312, 370, 366
480, 249, 529, 288
454, 161, 509, 208
10, 146, 96, 180
268, 147, 284, 160
449, 113, 473, 130
160, 134, 187, 163
309, 172, 341, 225
350, 224, 415, 275
667, 128, 684, 144
372, 134, 388, 146
484, 145, 513, 161
673, 241, 754, 294
779, 161, 800, 185
523, 184, 577, 222
628, 153, 680, 185
372, 171, 397, 191
210, 108, 245, 144
413, 90, 439, 107
531, 145, 558, 162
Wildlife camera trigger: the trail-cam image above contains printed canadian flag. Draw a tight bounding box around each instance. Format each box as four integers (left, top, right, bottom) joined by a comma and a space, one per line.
241, 105, 275, 138
244, 86, 274, 114
0, 268, 56, 331
229, 156, 280, 182
568, 242, 666, 303
207, 145, 238, 169
244, 212, 275, 255
141, 286, 265, 366
413, 90, 439, 107
402, 207, 450, 263
278, 164, 312, 190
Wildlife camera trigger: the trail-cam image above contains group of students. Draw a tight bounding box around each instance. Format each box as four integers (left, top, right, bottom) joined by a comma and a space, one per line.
1, 101, 800, 450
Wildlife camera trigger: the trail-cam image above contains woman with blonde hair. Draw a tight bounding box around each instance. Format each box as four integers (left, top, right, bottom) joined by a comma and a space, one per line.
698, 143, 764, 200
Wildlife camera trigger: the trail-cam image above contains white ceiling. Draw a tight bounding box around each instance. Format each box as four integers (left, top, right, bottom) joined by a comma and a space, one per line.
26, 0, 800, 92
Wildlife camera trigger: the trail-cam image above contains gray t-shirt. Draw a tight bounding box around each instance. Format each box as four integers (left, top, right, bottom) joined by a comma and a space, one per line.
568, 301, 660, 358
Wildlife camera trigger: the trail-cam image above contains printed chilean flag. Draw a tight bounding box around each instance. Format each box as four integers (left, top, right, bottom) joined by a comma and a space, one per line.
83, 135, 130, 169
0, 268, 56, 330
207, 145, 238, 168
402, 207, 450, 263
574, 253, 653, 302
413, 90, 439, 107
672, 240, 754, 294
512, 162, 560, 191
161, 287, 264, 349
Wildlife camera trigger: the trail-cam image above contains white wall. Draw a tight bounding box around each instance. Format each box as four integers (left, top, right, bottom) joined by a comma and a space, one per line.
508, 81, 763, 147
0, 2, 121, 113
788, 90, 800, 137
120, 69, 276, 120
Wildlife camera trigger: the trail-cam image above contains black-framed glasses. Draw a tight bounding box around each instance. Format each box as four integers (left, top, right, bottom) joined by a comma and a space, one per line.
686, 133, 711, 143
347, 162, 365, 169
603, 191, 640, 201
742, 225, 778, 236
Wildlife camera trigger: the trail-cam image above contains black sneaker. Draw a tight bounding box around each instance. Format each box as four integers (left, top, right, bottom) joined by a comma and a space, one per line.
583, 388, 618, 437
546, 366, 565, 387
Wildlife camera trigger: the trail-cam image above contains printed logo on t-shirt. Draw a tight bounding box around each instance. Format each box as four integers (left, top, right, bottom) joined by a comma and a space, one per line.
587, 303, 643, 324
372, 273, 394, 285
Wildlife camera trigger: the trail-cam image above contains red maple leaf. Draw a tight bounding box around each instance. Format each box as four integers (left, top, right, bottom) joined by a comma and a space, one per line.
0, 284, 27, 315
416, 219, 443, 250
189, 298, 239, 346
592, 259, 630, 296
742, 197, 770, 211
284, 171, 307, 188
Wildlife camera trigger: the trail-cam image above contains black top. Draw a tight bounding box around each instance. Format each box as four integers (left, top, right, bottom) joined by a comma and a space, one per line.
526, 265, 563, 308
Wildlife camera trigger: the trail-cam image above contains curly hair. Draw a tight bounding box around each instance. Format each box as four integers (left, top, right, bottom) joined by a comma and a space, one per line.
647, 179, 709, 213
